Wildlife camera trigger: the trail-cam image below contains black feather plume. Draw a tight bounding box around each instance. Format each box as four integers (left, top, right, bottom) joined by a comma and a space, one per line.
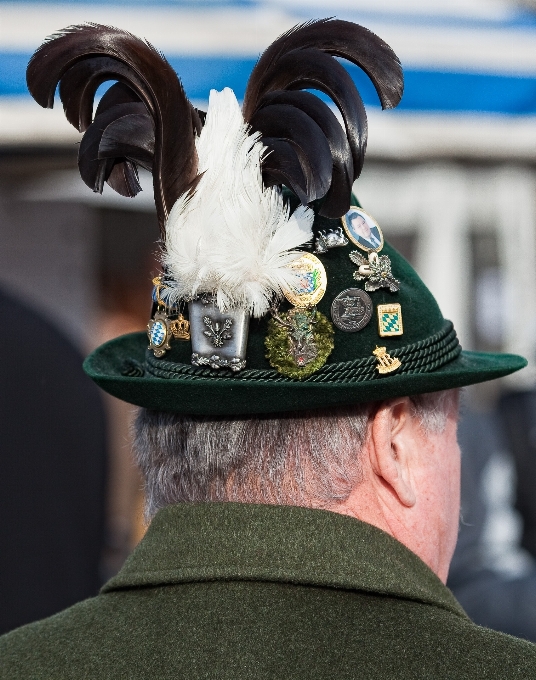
99, 113, 155, 169
256, 90, 353, 218
260, 137, 310, 205
26, 23, 199, 235
243, 19, 403, 217
96, 81, 142, 114
250, 103, 332, 202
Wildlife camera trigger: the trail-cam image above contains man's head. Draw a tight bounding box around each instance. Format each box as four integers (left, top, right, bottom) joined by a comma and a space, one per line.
134, 388, 460, 582
27, 17, 526, 597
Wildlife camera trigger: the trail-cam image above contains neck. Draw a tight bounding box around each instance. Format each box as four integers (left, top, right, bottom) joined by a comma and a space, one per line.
331, 487, 448, 583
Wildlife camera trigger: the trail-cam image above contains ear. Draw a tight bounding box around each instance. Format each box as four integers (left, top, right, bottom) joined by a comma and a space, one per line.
368, 398, 417, 508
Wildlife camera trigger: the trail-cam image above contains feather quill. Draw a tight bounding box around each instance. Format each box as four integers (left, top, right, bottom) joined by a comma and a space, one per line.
163, 88, 314, 318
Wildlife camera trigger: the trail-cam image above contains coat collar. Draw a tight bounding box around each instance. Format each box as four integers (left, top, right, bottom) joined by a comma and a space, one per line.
102, 502, 466, 618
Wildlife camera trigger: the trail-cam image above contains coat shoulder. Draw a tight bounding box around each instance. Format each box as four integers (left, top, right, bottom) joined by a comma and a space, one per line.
0, 594, 117, 680
2, 584, 536, 679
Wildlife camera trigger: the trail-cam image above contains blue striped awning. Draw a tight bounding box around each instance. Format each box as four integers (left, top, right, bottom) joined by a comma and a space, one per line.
2, 0, 536, 115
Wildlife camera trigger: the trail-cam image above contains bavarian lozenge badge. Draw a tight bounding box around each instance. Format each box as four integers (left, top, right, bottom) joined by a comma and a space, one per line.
377, 303, 403, 337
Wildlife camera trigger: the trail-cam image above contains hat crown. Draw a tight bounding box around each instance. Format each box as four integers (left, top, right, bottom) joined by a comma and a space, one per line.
157, 194, 444, 375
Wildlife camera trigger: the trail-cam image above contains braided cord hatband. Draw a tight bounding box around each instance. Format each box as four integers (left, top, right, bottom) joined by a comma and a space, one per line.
144, 321, 460, 384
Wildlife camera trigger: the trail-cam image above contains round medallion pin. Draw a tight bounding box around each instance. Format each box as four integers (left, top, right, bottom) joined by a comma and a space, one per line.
283, 253, 327, 308
331, 288, 373, 332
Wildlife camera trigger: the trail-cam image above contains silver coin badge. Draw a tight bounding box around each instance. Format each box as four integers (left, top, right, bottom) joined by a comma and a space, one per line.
331, 288, 373, 332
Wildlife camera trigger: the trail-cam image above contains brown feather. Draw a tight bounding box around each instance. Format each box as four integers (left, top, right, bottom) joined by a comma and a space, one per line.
107, 160, 142, 198
98, 112, 155, 169
96, 81, 142, 115
250, 103, 332, 201
261, 138, 311, 205
26, 23, 198, 235
257, 90, 353, 217
243, 18, 403, 120
242, 18, 403, 217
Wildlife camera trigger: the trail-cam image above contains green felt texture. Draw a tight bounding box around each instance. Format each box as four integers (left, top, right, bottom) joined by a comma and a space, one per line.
83, 193, 527, 414
86, 334, 526, 415
2, 503, 536, 679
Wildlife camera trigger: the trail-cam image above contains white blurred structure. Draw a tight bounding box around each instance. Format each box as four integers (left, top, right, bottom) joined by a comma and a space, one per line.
1, 0, 536, 383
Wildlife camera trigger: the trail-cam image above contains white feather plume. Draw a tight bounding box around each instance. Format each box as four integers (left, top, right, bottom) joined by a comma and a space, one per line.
162, 87, 314, 318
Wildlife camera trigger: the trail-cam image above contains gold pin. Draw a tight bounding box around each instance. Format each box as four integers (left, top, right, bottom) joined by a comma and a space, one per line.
373, 346, 401, 374
377, 303, 403, 337
283, 253, 327, 308
148, 276, 190, 356
341, 206, 384, 253
170, 314, 190, 341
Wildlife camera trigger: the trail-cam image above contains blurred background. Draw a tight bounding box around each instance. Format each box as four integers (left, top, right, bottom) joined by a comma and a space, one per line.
2, 0, 536, 640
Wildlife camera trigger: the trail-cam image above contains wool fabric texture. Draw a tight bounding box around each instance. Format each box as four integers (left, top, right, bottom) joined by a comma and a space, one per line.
2, 503, 536, 679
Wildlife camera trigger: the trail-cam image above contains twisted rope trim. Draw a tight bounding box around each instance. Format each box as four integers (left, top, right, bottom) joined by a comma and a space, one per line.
144, 321, 461, 385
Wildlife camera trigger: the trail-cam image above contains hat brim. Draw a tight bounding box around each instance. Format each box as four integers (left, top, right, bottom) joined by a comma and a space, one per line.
84, 332, 527, 415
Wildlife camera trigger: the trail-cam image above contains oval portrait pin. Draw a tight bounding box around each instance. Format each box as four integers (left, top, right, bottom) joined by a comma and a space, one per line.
331, 288, 373, 332
283, 253, 327, 308
341, 206, 384, 253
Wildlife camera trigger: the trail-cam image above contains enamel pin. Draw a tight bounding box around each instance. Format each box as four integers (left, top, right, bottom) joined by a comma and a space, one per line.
377, 303, 403, 337
147, 276, 190, 357
283, 253, 327, 308
268, 253, 334, 377
147, 310, 174, 357
341, 207, 384, 253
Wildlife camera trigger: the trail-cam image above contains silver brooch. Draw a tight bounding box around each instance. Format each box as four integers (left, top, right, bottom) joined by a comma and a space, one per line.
349, 251, 400, 293
313, 227, 349, 254
331, 288, 373, 332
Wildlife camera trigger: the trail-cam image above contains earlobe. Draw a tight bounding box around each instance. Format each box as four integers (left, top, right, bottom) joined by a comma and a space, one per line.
369, 399, 417, 508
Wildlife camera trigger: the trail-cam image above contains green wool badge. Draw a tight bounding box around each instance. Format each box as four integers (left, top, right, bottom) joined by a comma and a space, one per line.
265, 310, 335, 380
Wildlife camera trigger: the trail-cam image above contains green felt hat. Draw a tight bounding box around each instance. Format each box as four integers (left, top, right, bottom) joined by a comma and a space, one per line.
27, 20, 526, 415
84, 197, 526, 415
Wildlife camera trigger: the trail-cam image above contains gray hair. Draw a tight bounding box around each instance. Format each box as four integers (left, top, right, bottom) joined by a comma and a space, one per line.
134, 390, 457, 520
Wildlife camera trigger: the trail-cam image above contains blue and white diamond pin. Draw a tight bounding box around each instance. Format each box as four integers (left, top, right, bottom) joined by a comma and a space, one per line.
377, 303, 403, 337
147, 311, 172, 357
150, 320, 166, 347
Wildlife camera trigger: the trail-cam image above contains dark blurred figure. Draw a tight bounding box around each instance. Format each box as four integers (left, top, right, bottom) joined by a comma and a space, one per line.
448, 402, 536, 642
499, 390, 536, 559
0, 288, 107, 634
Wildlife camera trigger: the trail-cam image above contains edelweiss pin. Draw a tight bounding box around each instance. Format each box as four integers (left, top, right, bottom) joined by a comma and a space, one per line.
349, 251, 400, 293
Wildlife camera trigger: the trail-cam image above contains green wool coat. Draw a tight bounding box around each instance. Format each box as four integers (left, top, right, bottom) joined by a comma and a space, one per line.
1, 503, 536, 679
